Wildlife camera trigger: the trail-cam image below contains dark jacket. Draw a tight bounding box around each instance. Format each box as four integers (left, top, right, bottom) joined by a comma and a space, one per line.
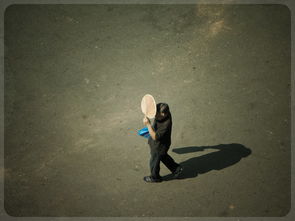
148, 113, 172, 151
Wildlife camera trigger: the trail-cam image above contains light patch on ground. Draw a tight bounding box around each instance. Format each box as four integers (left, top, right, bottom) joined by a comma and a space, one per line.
195, 4, 232, 38
229, 204, 235, 210
74, 137, 96, 152
208, 19, 231, 37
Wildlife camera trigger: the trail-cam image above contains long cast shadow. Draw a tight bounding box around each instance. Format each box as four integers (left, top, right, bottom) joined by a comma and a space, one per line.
162, 143, 252, 181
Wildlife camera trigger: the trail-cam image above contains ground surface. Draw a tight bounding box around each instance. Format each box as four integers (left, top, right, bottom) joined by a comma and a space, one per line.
3, 4, 291, 217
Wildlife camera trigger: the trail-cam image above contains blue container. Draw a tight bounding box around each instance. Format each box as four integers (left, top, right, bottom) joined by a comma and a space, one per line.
137, 127, 150, 138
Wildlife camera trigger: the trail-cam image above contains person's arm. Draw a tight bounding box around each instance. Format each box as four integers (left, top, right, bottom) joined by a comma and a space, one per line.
143, 116, 170, 141
143, 116, 156, 140
146, 123, 156, 140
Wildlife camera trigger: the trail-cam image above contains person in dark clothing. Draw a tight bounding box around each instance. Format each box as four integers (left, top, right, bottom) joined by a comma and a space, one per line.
143, 103, 183, 183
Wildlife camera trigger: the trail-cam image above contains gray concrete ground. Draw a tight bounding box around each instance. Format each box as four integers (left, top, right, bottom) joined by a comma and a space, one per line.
3, 4, 291, 217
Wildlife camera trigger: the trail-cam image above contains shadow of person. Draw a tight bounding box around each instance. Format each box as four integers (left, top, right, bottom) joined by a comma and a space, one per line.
162, 143, 251, 181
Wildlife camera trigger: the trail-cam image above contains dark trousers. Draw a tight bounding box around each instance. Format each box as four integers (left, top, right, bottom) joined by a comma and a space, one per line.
150, 148, 179, 179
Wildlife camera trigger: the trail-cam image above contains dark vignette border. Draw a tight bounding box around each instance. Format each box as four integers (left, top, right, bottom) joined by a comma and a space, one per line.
0, 0, 293, 221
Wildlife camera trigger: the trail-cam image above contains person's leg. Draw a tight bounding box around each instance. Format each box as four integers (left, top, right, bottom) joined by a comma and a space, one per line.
161, 153, 179, 173
160, 147, 183, 178
149, 151, 161, 179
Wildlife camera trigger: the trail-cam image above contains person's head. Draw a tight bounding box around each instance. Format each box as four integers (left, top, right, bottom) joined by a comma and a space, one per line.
155, 103, 170, 121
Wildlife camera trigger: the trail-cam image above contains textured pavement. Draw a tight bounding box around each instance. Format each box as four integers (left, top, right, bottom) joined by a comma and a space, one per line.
3, 4, 291, 217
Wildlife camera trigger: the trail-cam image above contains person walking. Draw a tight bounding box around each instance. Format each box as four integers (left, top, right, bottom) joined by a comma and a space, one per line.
143, 103, 183, 183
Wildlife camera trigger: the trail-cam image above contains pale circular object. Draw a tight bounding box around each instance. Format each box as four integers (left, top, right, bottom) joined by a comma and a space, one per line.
141, 94, 156, 119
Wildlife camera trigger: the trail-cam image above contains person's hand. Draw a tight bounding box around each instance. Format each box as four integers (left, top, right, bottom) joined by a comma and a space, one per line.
143, 116, 150, 126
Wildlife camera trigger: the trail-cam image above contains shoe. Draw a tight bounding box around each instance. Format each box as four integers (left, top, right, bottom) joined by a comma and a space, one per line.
143, 176, 162, 183
173, 165, 183, 178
